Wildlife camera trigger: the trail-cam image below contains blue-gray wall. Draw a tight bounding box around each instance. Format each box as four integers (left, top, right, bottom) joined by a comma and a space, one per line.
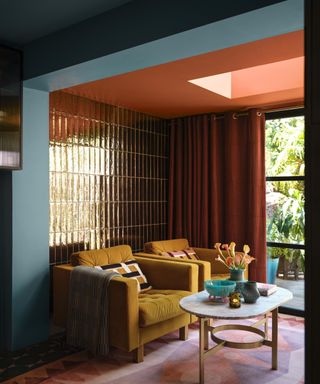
10, 88, 49, 349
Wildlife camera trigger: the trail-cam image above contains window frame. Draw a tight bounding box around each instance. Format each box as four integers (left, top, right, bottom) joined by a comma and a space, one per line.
265, 108, 305, 317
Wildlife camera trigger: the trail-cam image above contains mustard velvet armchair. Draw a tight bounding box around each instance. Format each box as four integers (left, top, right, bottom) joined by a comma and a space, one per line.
135, 238, 249, 291
53, 245, 198, 363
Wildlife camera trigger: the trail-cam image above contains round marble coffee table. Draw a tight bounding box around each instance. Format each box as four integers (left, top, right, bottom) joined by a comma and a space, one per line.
180, 287, 293, 384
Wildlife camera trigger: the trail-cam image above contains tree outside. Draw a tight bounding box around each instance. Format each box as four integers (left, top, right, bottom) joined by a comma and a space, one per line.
266, 116, 305, 277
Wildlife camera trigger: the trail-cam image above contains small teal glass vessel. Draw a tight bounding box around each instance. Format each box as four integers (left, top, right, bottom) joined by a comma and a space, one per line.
205, 280, 236, 298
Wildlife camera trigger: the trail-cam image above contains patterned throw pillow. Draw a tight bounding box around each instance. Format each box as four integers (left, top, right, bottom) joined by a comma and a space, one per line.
95, 260, 152, 292
161, 248, 199, 260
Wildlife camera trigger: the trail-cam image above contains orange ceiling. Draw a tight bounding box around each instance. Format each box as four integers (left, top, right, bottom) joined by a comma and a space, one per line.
64, 30, 304, 118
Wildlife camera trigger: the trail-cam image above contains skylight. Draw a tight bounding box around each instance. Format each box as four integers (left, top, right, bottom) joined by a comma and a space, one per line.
188, 57, 304, 99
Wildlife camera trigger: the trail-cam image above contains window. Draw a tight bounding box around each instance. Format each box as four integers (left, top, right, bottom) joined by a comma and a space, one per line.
265, 109, 304, 313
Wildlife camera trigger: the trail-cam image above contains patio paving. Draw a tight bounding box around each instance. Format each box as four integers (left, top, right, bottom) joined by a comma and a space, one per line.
275, 276, 304, 311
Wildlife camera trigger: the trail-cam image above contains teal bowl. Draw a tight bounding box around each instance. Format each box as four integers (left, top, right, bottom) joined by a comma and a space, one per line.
205, 280, 236, 297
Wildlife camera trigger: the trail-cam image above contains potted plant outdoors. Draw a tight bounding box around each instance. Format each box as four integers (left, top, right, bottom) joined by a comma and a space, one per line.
267, 247, 281, 284
283, 248, 304, 280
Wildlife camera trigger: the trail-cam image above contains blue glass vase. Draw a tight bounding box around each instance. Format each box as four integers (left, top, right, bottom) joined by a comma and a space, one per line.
267, 257, 279, 284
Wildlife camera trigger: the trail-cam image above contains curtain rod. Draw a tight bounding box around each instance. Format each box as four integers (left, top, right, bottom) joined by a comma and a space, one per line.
214, 105, 304, 120
263, 105, 304, 114
170, 105, 304, 122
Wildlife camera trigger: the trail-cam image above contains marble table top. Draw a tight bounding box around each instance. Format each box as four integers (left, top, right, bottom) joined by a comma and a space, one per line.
180, 288, 293, 320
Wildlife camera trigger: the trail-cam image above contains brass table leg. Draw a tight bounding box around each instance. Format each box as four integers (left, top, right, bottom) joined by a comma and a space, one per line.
264, 313, 268, 339
204, 319, 209, 350
271, 308, 278, 370
199, 317, 205, 384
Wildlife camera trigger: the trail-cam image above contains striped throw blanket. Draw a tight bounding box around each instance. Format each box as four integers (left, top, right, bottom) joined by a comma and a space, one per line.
66, 266, 120, 356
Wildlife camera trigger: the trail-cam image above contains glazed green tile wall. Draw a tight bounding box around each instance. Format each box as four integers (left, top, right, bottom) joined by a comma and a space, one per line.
49, 92, 168, 265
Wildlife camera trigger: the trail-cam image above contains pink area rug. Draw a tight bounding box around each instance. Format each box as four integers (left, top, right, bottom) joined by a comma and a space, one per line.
4, 315, 304, 384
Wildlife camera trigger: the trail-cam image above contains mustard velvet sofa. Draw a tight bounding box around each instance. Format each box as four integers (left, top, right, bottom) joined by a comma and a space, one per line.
53, 245, 198, 362
134, 238, 249, 290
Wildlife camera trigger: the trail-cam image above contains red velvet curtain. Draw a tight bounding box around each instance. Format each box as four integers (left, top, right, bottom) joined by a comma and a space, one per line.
168, 110, 266, 282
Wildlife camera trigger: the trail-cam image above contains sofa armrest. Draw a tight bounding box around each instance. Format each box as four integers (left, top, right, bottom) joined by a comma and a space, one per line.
53, 264, 73, 327
108, 276, 139, 351
193, 247, 249, 279
134, 252, 210, 291
134, 256, 198, 292
53, 264, 140, 352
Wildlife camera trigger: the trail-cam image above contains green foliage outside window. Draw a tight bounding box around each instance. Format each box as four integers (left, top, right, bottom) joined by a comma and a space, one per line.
266, 117, 304, 177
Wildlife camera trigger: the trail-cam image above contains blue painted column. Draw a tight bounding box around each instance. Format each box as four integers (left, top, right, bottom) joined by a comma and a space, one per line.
11, 87, 49, 349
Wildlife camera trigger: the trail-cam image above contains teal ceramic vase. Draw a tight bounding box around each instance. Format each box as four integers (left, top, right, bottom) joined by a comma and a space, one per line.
241, 281, 260, 304
229, 268, 245, 282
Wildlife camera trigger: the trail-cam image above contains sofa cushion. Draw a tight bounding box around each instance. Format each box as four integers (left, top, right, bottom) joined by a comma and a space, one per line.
71, 245, 134, 266
138, 289, 191, 327
95, 260, 152, 292
144, 239, 190, 255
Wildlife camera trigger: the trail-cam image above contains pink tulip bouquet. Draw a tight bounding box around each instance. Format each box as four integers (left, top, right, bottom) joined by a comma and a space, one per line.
214, 242, 255, 270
